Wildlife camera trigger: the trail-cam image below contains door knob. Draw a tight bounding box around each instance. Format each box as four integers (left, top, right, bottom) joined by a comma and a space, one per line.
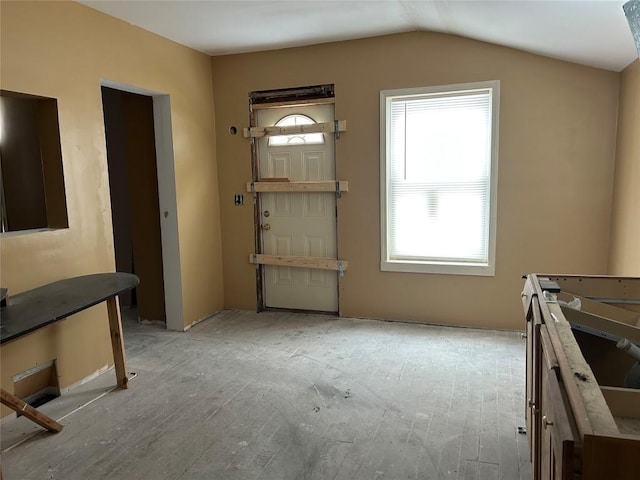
262, 224, 271, 231
542, 415, 553, 429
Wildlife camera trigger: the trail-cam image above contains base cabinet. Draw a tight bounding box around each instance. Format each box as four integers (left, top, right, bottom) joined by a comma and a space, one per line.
541, 361, 576, 480
522, 275, 640, 480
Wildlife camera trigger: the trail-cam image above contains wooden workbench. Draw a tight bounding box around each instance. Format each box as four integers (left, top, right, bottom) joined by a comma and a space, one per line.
0, 272, 139, 432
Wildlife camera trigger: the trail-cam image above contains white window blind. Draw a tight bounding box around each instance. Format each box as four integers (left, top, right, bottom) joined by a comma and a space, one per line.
381, 82, 499, 275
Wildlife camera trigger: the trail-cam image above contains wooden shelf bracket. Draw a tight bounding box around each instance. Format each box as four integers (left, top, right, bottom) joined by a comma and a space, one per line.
246, 180, 348, 197
243, 120, 346, 139
249, 254, 348, 277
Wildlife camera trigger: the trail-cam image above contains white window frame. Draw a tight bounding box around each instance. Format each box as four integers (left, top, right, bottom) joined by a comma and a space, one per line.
380, 81, 500, 276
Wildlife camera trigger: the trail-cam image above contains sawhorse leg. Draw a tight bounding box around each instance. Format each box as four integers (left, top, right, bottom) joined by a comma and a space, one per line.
0, 388, 63, 432
106, 296, 128, 389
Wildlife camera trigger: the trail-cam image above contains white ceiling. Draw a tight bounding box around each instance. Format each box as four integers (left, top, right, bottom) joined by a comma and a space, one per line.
81, 0, 638, 72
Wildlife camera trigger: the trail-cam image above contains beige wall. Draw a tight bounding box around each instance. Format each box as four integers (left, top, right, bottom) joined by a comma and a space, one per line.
212, 32, 620, 330
0, 1, 223, 416
609, 60, 640, 276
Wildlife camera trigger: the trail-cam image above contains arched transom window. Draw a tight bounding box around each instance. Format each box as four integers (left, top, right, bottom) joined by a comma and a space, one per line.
268, 114, 325, 146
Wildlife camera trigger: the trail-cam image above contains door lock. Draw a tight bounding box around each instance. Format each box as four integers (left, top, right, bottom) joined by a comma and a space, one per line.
262, 224, 271, 231
263, 210, 270, 217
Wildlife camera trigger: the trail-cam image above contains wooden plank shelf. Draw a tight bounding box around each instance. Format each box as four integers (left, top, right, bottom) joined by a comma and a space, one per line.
249, 254, 348, 273
243, 120, 346, 138
558, 293, 640, 344
246, 180, 348, 193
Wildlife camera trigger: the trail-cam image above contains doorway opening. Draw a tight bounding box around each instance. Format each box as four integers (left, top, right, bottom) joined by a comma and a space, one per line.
100, 81, 184, 331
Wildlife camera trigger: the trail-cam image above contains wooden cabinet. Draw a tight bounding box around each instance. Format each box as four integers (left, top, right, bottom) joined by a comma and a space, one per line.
522, 275, 640, 480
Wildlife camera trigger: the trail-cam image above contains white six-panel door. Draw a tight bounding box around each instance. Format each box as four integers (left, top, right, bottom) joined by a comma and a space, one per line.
257, 104, 338, 311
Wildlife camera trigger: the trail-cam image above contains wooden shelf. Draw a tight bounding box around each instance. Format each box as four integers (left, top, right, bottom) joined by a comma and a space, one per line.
243, 120, 346, 138
559, 293, 640, 344
246, 180, 348, 193
249, 254, 348, 273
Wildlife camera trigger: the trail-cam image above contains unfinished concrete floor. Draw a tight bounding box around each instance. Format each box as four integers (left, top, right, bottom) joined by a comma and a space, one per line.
1, 310, 531, 480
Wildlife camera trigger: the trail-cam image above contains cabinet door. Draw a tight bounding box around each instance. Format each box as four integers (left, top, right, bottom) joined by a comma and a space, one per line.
582, 434, 640, 480
540, 326, 577, 480
526, 296, 543, 479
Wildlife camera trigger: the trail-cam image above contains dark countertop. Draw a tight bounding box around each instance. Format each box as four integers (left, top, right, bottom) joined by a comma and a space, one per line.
0, 273, 139, 344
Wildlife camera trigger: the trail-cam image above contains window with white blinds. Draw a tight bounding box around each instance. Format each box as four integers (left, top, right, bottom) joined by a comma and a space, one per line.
380, 81, 499, 275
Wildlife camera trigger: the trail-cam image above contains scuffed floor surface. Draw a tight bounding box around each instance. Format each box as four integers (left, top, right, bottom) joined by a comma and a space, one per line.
1, 310, 531, 480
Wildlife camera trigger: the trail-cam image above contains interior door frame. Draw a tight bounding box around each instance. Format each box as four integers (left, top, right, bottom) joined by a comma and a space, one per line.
249, 84, 336, 313
100, 79, 184, 331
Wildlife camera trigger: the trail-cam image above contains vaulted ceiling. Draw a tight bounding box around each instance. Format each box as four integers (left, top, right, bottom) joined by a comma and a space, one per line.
81, 1, 638, 72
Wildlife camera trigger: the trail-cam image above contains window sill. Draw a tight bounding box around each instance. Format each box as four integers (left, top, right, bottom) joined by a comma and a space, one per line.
381, 260, 495, 276
0, 227, 66, 238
